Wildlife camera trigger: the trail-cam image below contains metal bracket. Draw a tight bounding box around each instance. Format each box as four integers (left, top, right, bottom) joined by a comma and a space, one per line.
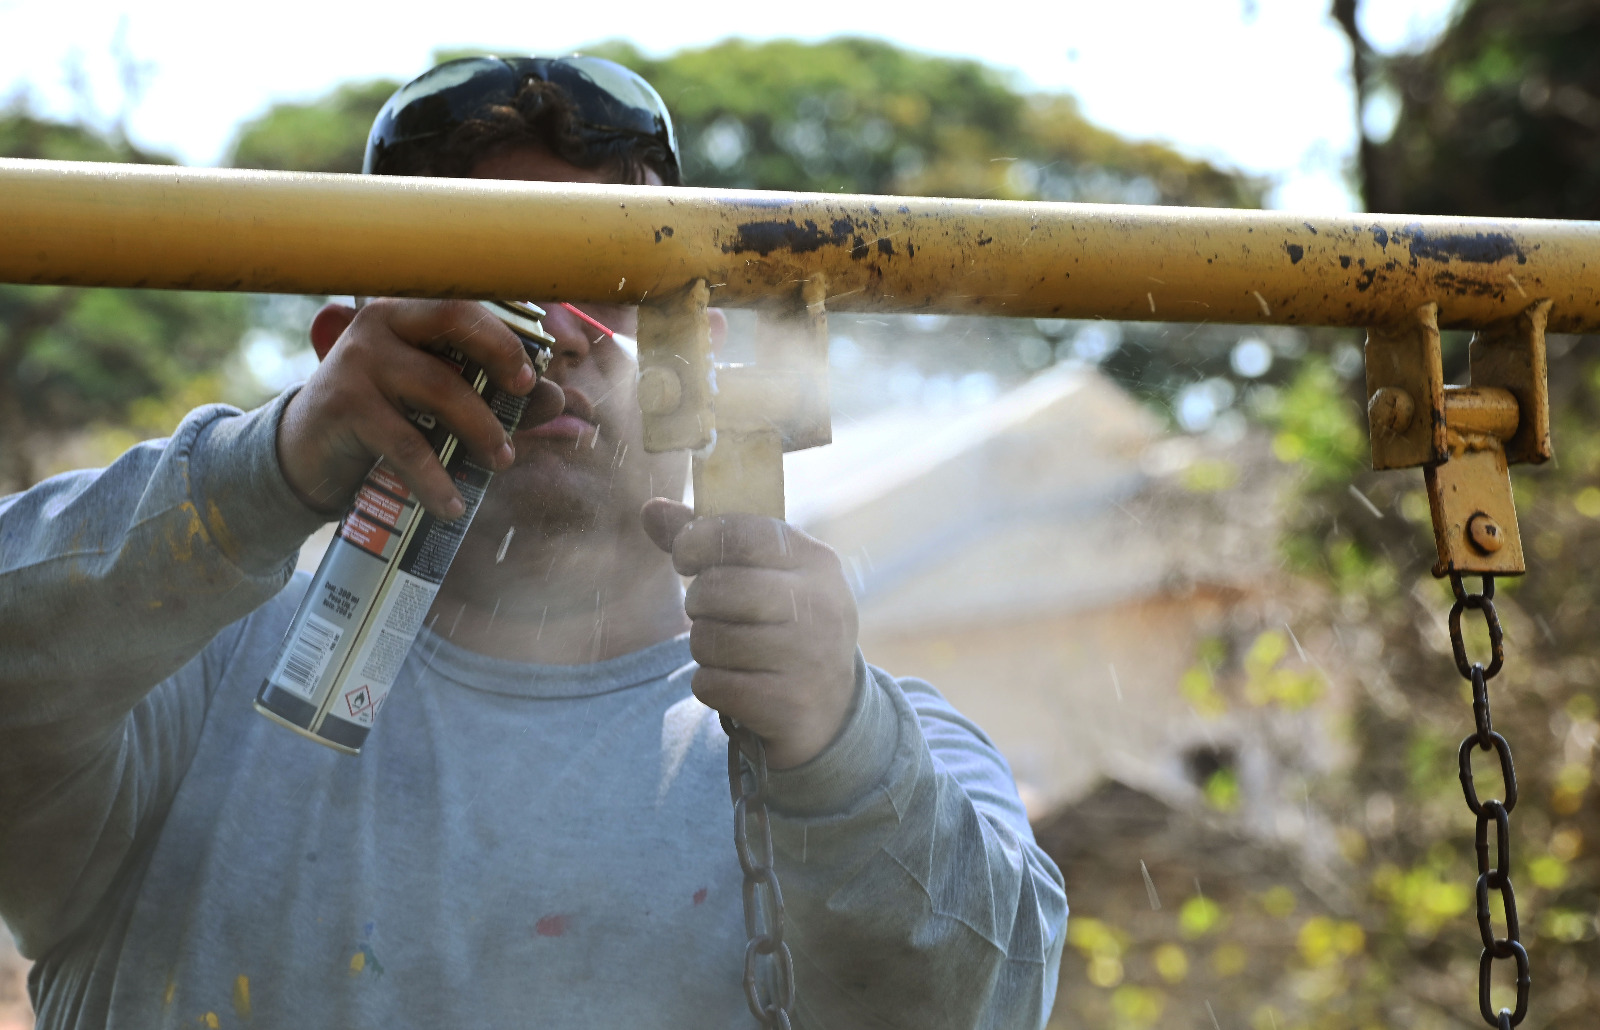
636, 276, 832, 519
1424, 387, 1525, 577
637, 279, 715, 453
1469, 298, 1551, 466
1365, 299, 1552, 577
752, 274, 831, 452
1366, 302, 1446, 471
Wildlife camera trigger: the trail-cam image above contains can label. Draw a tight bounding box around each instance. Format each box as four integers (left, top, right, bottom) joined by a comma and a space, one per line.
256, 302, 554, 753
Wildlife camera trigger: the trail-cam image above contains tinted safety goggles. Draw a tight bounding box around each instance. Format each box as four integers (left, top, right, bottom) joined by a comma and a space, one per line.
364, 55, 679, 181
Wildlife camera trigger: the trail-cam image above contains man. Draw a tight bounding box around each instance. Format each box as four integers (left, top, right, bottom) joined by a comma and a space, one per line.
0, 56, 1067, 1028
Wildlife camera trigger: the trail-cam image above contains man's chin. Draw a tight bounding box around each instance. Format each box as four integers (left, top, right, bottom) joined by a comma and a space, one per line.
480, 457, 611, 534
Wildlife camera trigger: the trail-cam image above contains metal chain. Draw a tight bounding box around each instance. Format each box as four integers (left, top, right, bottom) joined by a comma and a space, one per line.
722, 714, 796, 1029
1447, 573, 1531, 1028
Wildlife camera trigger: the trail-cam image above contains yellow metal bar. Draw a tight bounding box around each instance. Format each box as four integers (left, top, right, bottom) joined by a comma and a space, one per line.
3, 158, 1600, 332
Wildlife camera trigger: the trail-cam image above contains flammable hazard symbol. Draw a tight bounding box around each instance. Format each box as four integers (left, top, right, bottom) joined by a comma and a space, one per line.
344, 684, 375, 720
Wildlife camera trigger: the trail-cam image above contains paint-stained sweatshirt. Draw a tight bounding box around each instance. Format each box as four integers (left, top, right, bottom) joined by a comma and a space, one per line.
0, 394, 1068, 1030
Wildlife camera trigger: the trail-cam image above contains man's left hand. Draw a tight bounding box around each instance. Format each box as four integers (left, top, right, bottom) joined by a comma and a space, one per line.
641, 498, 859, 770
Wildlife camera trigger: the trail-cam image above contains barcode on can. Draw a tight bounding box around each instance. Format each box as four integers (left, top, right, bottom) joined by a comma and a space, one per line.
279, 614, 343, 693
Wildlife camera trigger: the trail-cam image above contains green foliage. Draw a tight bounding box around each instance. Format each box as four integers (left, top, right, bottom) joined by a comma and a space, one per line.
1178, 895, 1224, 939
1371, 861, 1472, 938
1202, 768, 1242, 811
1108, 984, 1165, 1029
584, 37, 1264, 205
1295, 917, 1365, 967
1181, 458, 1241, 493
13, 287, 245, 408
1261, 359, 1366, 491
1179, 660, 1226, 718
1241, 630, 1325, 709
0, 99, 171, 164
1371, 0, 1600, 219
1068, 915, 1130, 990
228, 79, 400, 173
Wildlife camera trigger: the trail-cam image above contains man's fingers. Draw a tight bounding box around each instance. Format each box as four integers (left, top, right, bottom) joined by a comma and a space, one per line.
640, 497, 695, 555
367, 298, 538, 395
690, 667, 791, 733
380, 345, 516, 470
670, 514, 809, 576
689, 619, 811, 672
685, 566, 804, 624
354, 406, 468, 517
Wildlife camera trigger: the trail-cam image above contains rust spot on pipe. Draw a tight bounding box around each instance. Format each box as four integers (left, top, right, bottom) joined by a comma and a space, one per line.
1433, 270, 1507, 299
722, 217, 862, 256
1399, 225, 1526, 265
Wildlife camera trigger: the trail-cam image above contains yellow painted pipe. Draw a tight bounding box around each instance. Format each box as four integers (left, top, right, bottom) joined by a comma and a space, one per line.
3, 158, 1600, 333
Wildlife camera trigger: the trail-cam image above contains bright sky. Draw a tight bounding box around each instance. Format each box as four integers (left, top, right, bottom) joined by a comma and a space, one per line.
0, 0, 1460, 211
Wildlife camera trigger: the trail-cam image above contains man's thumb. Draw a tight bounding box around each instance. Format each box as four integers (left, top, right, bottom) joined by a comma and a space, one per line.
640, 497, 694, 554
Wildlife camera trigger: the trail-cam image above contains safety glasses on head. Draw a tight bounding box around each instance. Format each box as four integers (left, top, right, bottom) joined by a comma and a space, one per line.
364, 55, 679, 182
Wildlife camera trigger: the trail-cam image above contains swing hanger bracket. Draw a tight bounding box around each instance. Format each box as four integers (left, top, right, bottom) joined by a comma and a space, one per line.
635, 275, 832, 521
1364, 299, 1552, 578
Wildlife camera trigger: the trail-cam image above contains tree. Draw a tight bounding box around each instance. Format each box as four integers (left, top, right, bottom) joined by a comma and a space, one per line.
0, 101, 253, 491
1363, 0, 1600, 218
227, 79, 400, 173
588, 37, 1263, 207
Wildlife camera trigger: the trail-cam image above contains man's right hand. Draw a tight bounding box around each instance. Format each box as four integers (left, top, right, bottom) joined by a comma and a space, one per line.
277, 298, 564, 519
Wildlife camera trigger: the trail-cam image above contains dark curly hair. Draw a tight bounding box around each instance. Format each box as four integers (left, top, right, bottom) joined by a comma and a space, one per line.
369, 78, 680, 186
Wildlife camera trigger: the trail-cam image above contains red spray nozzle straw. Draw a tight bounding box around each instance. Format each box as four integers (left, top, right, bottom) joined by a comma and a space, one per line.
557, 302, 636, 358
560, 302, 615, 339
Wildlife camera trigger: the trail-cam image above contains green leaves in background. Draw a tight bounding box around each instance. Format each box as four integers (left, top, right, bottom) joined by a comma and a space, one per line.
0, 108, 255, 490
228, 79, 400, 174
589, 37, 1262, 205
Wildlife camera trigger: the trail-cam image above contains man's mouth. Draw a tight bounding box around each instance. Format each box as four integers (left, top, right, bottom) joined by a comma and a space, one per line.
524, 413, 591, 439
518, 386, 597, 443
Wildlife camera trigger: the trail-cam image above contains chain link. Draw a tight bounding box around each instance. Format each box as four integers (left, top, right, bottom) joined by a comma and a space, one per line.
722, 714, 796, 1028
1446, 573, 1531, 1027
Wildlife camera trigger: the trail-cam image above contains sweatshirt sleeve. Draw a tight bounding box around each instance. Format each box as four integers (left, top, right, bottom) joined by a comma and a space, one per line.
761, 655, 1068, 1030
0, 392, 327, 956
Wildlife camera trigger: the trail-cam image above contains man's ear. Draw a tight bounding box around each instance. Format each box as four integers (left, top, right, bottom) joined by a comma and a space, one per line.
309, 302, 358, 360
708, 307, 729, 356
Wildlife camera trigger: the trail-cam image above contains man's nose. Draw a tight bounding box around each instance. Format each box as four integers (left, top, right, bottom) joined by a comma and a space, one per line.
539, 303, 596, 379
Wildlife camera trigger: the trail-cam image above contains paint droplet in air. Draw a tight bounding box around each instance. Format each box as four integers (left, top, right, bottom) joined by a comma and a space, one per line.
693, 887, 708, 906
349, 951, 366, 974
535, 913, 570, 937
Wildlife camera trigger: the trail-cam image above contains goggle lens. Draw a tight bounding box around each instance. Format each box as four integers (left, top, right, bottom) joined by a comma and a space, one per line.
365, 55, 678, 180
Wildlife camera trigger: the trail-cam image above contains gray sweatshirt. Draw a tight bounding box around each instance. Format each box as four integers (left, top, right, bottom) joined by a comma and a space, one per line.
0, 394, 1067, 1029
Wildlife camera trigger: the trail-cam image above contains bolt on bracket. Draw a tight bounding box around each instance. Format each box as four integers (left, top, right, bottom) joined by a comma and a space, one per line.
1364, 300, 1551, 577
637, 278, 716, 453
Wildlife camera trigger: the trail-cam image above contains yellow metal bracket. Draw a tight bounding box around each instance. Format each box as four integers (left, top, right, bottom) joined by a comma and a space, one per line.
1365, 300, 1552, 577
636, 279, 716, 453
636, 276, 832, 520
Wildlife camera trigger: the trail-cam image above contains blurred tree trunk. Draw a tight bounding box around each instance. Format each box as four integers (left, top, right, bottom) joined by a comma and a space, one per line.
1331, 0, 1396, 213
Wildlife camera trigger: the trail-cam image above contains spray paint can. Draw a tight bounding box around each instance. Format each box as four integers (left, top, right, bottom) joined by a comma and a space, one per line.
255, 300, 555, 753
